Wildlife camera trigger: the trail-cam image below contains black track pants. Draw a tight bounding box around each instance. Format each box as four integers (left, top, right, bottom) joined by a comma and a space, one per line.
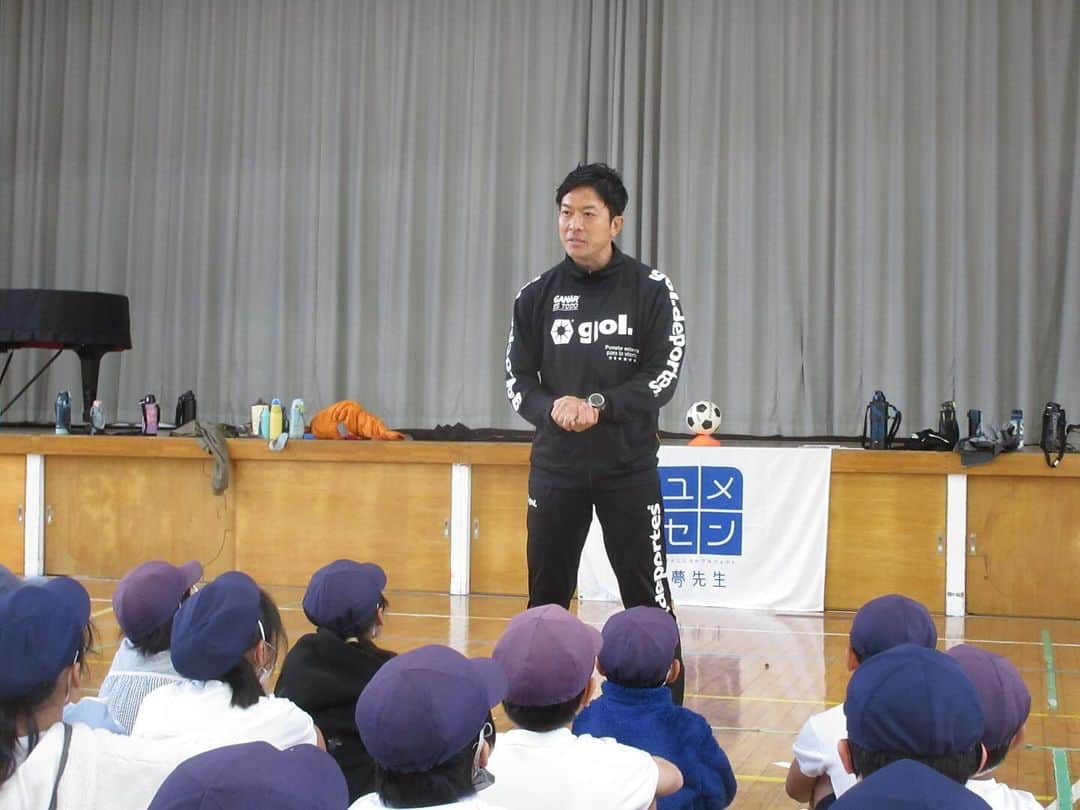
525, 474, 685, 705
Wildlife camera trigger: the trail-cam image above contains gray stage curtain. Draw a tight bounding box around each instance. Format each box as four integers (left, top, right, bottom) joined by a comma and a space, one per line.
2, 0, 1078, 436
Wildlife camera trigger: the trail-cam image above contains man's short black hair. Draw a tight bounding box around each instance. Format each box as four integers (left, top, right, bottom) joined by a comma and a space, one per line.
849, 741, 982, 785
502, 686, 587, 733
556, 163, 628, 218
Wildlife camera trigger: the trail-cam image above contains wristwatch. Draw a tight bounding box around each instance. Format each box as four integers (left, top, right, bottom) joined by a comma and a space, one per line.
587, 392, 607, 412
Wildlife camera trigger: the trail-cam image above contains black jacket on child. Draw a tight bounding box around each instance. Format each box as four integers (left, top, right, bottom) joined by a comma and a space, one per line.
275, 628, 396, 802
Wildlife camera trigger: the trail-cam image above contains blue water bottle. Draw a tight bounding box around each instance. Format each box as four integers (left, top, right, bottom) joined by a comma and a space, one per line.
55, 391, 71, 435
288, 398, 305, 439
1009, 409, 1024, 450
90, 400, 106, 435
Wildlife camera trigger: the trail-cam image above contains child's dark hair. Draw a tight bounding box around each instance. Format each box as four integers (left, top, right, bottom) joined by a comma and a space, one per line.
222, 588, 286, 708
0, 622, 95, 786
605, 670, 668, 689
502, 686, 587, 733
124, 586, 194, 656
849, 741, 982, 785
981, 742, 1011, 773
555, 163, 628, 218
307, 594, 389, 643
374, 740, 477, 807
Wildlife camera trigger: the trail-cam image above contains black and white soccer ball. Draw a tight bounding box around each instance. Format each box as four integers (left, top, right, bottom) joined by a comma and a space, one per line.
686, 400, 722, 435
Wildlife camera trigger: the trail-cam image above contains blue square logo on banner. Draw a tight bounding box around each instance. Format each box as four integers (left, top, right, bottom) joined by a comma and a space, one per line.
660, 466, 700, 507
659, 465, 744, 556
700, 512, 742, 556
701, 466, 743, 510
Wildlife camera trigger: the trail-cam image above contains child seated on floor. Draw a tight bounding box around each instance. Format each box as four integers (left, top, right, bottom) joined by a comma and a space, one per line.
835, 644, 988, 797
946, 644, 1042, 810
351, 644, 508, 809
275, 560, 396, 803
131, 570, 321, 751
98, 559, 203, 733
0, 576, 209, 808
573, 606, 736, 809
786, 593, 939, 808
483, 604, 684, 810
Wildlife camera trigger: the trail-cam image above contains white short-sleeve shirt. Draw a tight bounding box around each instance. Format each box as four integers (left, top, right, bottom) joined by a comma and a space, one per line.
0, 722, 203, 810
792, 703, 858, 798
483, 727, 659, 810
131, 679, 317, 750
966, 777, 1044, 810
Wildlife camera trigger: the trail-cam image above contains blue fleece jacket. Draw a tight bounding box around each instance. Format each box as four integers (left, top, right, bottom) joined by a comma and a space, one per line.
573, 681, 736, 810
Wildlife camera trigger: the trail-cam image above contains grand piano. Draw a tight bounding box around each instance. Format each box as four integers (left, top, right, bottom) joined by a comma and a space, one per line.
0, 290, 132, 423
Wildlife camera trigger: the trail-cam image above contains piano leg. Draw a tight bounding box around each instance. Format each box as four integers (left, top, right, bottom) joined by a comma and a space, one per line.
0, 348, 65, 420
77, 347, 107, 423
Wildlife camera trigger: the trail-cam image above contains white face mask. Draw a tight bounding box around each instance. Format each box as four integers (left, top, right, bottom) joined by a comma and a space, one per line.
471, 722, 495, 791
256, 619, 276, 689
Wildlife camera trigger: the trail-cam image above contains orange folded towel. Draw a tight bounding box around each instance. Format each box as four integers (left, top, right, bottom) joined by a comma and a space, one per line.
309, 400, 405, 441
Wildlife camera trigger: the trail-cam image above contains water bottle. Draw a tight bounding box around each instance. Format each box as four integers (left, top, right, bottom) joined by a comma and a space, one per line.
1009, 408, 1024, 450
140, 394, 159, 436
90, 400, 106, 435
268, 398, 284, 440
866, 391, 888, 449
288, 398, 306, 438
250, 399, 268, 437
54, 391, 71, 435
967, 409, 982, 438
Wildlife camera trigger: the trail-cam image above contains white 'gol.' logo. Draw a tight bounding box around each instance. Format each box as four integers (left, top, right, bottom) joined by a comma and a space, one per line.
550, 319, 574, 345
550, 315, 634, 345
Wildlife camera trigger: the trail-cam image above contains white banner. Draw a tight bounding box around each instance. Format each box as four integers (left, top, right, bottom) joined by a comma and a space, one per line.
578, 446, 833, 612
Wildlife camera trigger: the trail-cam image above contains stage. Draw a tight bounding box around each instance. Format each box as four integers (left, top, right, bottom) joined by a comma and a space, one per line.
0, 432, 1077, 618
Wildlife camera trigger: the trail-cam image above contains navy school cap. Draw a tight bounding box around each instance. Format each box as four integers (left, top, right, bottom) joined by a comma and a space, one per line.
302, 560, 386, 629
946, 644, 1031, 750
0, 576, 90, 700
355, 644, 507, 773
832, 759, 991, 809
148, 741, 348, 810
850, 594, 938, 661
493, 604, 602, 706
113, 559, 203, 642
598, 606, 679, 686
845, 644, 984, 756
170, 571, 262, 681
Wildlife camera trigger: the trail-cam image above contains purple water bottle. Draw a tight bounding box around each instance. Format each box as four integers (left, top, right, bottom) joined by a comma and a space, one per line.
140, 394, 160, 436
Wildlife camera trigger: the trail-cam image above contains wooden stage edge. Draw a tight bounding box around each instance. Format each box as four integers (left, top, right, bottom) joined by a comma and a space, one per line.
0, 433, 1077, 476
1, 434, 1079, 618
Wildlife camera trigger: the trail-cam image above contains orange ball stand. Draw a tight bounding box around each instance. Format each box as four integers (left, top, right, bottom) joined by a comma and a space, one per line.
688, 434, 722, 447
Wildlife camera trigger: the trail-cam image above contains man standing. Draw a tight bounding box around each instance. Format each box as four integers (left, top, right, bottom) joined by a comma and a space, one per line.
505, 162, 686, 703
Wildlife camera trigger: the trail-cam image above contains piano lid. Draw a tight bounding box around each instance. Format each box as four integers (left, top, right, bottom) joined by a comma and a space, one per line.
0, 289, 132, 351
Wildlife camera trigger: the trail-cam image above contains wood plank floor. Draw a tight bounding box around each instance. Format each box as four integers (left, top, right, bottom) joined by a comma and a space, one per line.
76, 579, 1080, 808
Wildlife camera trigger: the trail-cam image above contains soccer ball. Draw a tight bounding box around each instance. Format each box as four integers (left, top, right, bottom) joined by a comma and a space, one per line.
686, 400, 722, 435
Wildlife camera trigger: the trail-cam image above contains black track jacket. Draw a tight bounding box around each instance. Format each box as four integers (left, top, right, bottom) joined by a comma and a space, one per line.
505, 244, 686, 487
